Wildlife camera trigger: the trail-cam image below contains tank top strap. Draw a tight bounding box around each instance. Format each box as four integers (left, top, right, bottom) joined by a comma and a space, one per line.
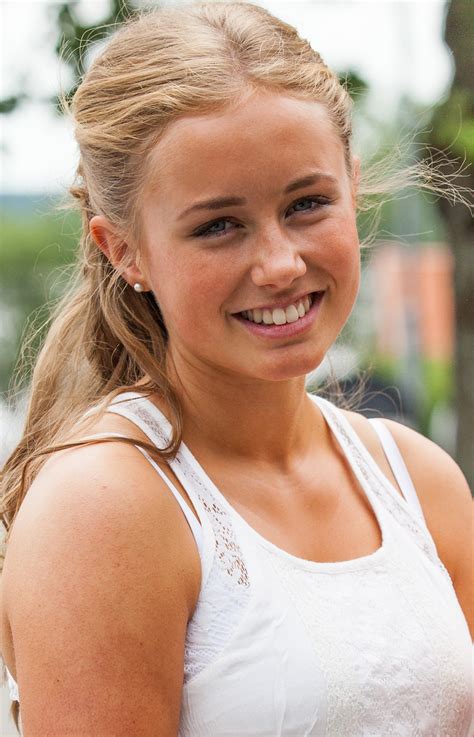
62, 424, 204, 556
309, 394, 386, 508
106, 391, 174, 448
104, 393, 207, 548
4, 664, 19, 702
133, 444, 204, 555
368, 418, 427, 525
310, 394, 439, 562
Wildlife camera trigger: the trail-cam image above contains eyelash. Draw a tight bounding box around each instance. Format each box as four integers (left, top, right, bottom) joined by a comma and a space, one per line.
193, 196, 331, 239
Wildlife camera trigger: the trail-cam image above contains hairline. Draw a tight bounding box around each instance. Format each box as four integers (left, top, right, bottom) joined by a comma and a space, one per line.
128, 84, 353, 250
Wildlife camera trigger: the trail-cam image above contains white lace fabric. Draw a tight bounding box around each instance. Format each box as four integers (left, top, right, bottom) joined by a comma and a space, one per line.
4, 392, 473, 737
102, 393, 252, 686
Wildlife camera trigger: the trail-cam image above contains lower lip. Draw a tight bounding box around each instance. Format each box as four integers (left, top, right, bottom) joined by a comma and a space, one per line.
233, 291, 325, 340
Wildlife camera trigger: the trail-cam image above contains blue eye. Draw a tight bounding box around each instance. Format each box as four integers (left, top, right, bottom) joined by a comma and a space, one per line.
193, 196, 330, 239
287, 196, 330, 215
194, 218, 237, 238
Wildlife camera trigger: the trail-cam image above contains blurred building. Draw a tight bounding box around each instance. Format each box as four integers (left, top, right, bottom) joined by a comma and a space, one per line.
355, 241, 456, 450
370, 242, 454, 362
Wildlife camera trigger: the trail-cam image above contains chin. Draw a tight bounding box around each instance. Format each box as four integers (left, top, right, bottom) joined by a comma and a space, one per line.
247, 350, 327, 384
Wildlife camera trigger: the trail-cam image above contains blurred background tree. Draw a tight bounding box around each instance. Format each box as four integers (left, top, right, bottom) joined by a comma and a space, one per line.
428, 0, 474, 489
1, 0, 140, 401
0, 0, 136, 114
1, 0, 472, 488
53, 0, 137, 106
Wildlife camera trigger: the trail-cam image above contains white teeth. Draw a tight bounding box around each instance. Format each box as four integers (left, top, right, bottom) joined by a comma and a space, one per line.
285, 305, 299, 323
241, 294, 314, 325
272, 308, 286, 325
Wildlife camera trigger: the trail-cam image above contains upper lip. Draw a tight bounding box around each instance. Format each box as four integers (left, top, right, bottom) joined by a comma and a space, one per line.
233, 290, 324, 314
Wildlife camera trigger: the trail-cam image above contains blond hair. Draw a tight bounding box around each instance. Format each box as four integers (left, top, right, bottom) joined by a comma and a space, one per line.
1, 1, 356, 541
2, 4, 469, 729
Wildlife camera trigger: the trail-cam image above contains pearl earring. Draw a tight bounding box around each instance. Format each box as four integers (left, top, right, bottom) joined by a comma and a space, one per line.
133, 282, 144, 293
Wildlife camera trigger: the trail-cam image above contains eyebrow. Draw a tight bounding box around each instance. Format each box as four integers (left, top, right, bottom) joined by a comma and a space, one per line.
177, 171, 338, 220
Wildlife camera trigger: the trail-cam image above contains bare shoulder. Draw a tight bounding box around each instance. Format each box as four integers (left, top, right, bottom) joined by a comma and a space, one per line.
343, 408, 471, 509
2, 438, 200, 735
343, 409, 473, 636
375, 417, 472, 533
7, 433, 201, 605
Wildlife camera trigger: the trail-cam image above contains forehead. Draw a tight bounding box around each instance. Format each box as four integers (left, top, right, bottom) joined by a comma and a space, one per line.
144, 91, 347, 203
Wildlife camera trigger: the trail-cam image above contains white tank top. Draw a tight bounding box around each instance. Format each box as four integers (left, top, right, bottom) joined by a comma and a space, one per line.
4, 392, 472, 736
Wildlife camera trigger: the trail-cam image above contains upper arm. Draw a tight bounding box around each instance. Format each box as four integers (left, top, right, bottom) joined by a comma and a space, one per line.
2, 441, 198, 736
380, 419, 473, 638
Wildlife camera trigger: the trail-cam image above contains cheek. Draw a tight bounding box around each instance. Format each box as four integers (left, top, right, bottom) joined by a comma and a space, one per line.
314, 217, 360, 285
147, 248, 235, 330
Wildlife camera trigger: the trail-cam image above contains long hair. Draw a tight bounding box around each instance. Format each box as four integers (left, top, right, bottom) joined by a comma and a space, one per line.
1, 1, 358, 542
2, 0, 466, 561
1, 4, 468, 731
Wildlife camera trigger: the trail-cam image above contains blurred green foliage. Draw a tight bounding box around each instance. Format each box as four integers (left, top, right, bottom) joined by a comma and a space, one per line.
421, 358, 454, 429
429, 0, 474, 486
1, 0, 471, 469
433, 89, 474, 162
1, 0, 139, 115
53, 0, 138, 110
0, 204, 80, 391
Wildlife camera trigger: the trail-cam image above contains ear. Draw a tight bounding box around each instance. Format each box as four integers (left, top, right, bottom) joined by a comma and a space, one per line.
350, 155, 360, 208
89, 215, 149, 290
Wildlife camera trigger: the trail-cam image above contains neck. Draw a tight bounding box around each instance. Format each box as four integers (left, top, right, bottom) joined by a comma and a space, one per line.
161, 357, 323, 466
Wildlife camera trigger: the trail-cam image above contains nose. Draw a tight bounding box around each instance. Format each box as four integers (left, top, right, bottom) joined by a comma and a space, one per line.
250, 232, 307, 289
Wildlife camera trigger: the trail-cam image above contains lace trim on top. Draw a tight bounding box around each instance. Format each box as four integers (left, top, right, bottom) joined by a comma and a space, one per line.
106, 391, 453, 690
106, 393, 251, 684
311, 396, 451, 580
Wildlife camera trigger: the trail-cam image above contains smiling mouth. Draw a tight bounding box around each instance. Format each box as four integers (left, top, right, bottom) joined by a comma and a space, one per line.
237, 291, 323, 326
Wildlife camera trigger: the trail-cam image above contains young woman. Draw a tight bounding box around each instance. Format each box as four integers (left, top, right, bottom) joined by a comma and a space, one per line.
1, 3, 472, 736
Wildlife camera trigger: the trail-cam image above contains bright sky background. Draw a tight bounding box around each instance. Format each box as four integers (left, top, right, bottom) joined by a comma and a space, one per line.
1, 0, 452, 194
